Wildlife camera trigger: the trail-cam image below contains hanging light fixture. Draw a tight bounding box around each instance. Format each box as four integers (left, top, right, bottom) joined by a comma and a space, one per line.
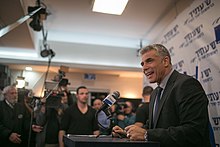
40, 49, 55, 58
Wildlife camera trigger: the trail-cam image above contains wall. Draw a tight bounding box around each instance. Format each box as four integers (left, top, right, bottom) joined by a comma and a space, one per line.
67, 72, 143, 98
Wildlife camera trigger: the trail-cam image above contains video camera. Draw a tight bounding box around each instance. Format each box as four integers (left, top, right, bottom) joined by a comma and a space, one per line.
44, 66, 70, 108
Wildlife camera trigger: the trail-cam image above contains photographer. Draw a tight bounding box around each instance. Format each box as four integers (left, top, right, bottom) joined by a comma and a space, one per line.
35, 89, 69, 147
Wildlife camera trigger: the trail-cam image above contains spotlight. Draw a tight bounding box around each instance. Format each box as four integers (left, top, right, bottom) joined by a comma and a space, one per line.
28, 6, 47, 31
40, 49, 55, 58
16, 76, 26, 88
29, 15, 42, 31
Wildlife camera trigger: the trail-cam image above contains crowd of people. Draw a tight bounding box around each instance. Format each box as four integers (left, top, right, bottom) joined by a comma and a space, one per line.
0, 44, 212, 147
0, 80, 153, 147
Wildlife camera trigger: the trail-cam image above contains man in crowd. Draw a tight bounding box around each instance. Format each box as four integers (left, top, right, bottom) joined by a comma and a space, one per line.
0, 85, 29, 147
59, 86, 99, 147
34, 91, 69, 147
113, 44, 211, 147
92, 98, 103, 111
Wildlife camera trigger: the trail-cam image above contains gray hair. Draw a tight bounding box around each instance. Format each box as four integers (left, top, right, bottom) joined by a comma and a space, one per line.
140, 44, 172, 64
2, 85, 16, 95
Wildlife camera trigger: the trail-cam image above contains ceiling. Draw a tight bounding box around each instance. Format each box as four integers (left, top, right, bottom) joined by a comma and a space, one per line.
0, 0, 194, 78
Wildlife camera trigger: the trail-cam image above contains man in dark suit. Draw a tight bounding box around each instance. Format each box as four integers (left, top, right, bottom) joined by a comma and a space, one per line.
113, 44, 211, 147
0, 85, 29, 147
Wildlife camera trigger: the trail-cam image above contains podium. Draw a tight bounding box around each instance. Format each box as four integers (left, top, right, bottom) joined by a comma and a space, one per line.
64, 135, 160, 147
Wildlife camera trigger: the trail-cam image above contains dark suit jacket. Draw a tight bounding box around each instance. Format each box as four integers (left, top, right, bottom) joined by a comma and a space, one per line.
0, 100, 29, 147
147, 70, 211, 147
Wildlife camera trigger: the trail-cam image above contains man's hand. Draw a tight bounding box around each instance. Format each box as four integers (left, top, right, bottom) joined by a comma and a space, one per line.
9, 133, 21, 144
32, 125, 43, 133
117, 114, 125, 121
112, 125, 127, 138
125, 125, 146, 141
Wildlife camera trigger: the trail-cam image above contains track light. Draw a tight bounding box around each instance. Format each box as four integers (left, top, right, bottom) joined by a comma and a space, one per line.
40, 49, 55, 58
28, 6, 47, 31
29, 15, 42, 31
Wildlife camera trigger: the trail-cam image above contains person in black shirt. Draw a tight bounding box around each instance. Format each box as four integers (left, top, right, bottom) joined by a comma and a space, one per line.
59, 86, 99, 147
34, 90, 70, 147
135, 86, 153, 127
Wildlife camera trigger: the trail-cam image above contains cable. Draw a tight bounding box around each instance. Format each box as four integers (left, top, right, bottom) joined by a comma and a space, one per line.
40, 55, 52, 98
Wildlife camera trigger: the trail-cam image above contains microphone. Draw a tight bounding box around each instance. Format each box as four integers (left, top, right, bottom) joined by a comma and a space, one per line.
96, 91, 120, 130
98, 91, 120, 112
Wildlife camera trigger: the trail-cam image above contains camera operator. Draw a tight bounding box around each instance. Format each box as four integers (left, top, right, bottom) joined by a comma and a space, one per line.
57, 80, 74, 107
34, 88, 70, 147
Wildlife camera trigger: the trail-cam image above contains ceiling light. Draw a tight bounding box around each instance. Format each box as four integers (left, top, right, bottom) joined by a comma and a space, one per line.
28, 6, 47, 32
16, 76, 26, 88
92, 0, 129, 15
25, 67, 32, 71
40, 49, 55, 58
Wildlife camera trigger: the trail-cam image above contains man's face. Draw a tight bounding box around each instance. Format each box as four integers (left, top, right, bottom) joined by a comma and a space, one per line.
93, 99, 102, 110
124, 101, 133, 114
141, 50, 168, 84
77, 88, 89, 104
5, 87, 18, 105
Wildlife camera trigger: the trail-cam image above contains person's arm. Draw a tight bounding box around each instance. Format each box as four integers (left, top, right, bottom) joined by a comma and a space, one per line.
135, 104, 148, 127
112, 125, 127, 137
125, 125, 146, 140
0, 102, 12, 140
35, 105, 46, 126
32, 125, 43, 133
0, 121, 22, 144
59, 130, 65, 147
9, 133, 21, 144
0, 115, 12, 140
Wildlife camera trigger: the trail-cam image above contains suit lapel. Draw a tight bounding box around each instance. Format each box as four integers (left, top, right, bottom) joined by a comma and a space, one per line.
153, 70, 179, 128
